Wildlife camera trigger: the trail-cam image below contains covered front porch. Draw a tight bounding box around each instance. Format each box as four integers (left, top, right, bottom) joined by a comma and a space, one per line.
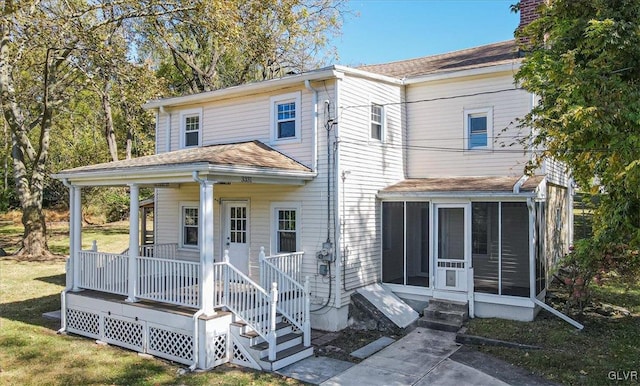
52, 141, 317, 370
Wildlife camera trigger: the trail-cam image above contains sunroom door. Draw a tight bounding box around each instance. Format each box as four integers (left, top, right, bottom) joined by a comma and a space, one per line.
434, 204, 469, 292
222, 201, 249, 275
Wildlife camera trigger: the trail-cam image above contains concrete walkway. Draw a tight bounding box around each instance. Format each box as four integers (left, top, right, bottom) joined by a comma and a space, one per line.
282, 327, 554, 386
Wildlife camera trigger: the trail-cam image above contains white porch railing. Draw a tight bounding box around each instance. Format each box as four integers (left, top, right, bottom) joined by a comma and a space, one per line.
137, 256, 199, 308
213, 251, 280, 361
261, 249, 304, 283
139, 243, 178, 259
259, 247, 310, 346
77, 251, 128, 295
74, 244, 310, 358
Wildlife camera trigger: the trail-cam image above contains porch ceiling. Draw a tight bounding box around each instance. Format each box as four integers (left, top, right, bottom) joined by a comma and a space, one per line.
52, 140, 315, 186
379, 175, 544, 198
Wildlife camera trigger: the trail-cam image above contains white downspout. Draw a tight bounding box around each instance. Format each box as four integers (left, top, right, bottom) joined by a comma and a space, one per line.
304, 80, 318, 172
160, 106, 171, 153
58, 178, 73, 334
513, 175, 529, 194
189, 309, 205, 371
527, 198, 583, 330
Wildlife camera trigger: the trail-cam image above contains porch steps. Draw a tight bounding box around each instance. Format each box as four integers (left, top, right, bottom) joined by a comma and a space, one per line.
229, 317, 313, 371
417, 299, 469, 332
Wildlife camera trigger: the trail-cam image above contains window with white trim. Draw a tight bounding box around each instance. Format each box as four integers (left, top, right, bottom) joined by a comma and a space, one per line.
370, 103, 384, 140
181, 205, 199, 248
464, 107, 493, 150
271, 203, 300, 253
270, 92, 301, 142
180, 109, 202, 148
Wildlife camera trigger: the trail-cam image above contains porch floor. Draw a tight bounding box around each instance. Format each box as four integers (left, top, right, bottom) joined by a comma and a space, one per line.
70, 289, 205, 318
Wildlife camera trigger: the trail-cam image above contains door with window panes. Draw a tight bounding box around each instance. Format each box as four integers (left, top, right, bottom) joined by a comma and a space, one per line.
223, 201, 249, 275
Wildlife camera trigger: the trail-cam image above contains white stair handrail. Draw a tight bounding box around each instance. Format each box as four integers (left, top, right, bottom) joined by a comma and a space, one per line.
259, 247, 311, 347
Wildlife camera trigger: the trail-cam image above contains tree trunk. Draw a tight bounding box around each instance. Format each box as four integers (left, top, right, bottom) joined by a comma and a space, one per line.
20, 193, 49, 256
102, 82, 118, 162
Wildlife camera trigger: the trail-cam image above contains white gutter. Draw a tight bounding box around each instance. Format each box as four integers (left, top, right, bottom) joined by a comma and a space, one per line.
143, 65, 403, 110
378, 191, 536, 200
52, 163, 316, 183
304, 80, 319, 172
527, 198, 583, 330
143, 68, 343, 109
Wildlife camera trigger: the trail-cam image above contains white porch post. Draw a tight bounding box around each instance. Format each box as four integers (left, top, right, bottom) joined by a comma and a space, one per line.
126, 184, 140, 302
71, 185, 82, 292
199, 179, 215, 316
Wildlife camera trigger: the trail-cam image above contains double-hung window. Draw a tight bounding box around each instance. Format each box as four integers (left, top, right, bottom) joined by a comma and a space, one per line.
370, 103, 384, 141
272, 203, 300, 253
464, 107, 493, 150
181, 204, 199, 248
180, 108, 202, 148
270, 92, 301, 142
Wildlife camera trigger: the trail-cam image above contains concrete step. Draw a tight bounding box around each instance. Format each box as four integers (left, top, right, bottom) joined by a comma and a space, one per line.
416, 317, 462, 332
427, 299, 468, 313
418, 299, 469, 332
260, 344, 314, 371
423, 308, 468, 325
251, 332, 303, 357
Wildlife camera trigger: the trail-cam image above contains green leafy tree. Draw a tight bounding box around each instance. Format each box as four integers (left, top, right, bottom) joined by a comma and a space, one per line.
0, 0, 178, 256
516, 0, 640, 288
138, 0, 346, 94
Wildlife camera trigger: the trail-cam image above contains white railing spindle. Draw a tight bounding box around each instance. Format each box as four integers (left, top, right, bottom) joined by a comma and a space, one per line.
77, 251, 128, 295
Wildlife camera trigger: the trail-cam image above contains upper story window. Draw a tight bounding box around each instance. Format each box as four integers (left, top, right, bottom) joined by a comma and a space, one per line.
370, 103, 384, 141
465, 107, 493, 150
270, 92, 301, 143
180, 108, 202, 148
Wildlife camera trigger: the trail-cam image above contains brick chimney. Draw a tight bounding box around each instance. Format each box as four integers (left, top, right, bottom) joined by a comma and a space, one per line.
518, 0, 545, 48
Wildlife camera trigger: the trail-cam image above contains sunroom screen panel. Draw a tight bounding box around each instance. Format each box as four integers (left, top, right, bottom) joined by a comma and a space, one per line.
501, 202, 530, 297
382, 202, 404, 284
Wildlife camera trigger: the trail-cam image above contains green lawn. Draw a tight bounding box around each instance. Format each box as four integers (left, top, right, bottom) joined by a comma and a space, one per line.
466, 280, 640, 386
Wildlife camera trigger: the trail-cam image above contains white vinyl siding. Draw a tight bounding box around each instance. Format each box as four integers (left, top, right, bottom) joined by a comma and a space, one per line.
406, 72, 531, 177
337, 75, 405, 304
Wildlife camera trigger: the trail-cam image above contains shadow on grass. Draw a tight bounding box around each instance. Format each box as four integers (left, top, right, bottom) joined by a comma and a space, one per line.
36, 273, 66, 286
0, 293, 62, 330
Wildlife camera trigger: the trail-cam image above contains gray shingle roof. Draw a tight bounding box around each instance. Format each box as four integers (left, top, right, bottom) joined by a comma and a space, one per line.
358, 40, 520, 79
381, 175, 543, 194
57, 140, 312, 174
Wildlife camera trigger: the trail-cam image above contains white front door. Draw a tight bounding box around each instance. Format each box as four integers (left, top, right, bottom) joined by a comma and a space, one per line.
434, 204, 469, 293
222, 201, 250, 275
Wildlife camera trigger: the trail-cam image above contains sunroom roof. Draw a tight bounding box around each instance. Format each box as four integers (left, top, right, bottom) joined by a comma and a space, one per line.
380, 176, 544, 195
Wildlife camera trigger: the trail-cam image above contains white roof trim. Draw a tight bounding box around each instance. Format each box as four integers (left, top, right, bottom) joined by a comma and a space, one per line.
52, 162, 316, 186
143, 65, 404, 110
403, 62, 522, 84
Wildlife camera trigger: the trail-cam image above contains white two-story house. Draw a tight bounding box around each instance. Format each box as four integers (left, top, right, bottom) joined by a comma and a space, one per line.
53, 0, 571, 371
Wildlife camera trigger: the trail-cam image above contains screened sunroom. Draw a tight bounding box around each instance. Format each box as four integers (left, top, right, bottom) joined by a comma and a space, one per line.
378, 176, 549, 321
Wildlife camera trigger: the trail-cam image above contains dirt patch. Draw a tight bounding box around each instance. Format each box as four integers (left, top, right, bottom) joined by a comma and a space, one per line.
312, 328, 405, 363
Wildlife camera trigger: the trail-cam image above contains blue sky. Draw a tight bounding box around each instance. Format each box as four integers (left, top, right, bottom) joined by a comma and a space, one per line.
332, 0, 519, 66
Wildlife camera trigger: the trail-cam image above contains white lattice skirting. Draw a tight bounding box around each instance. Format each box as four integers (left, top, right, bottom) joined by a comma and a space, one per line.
65, 293, 233, 368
